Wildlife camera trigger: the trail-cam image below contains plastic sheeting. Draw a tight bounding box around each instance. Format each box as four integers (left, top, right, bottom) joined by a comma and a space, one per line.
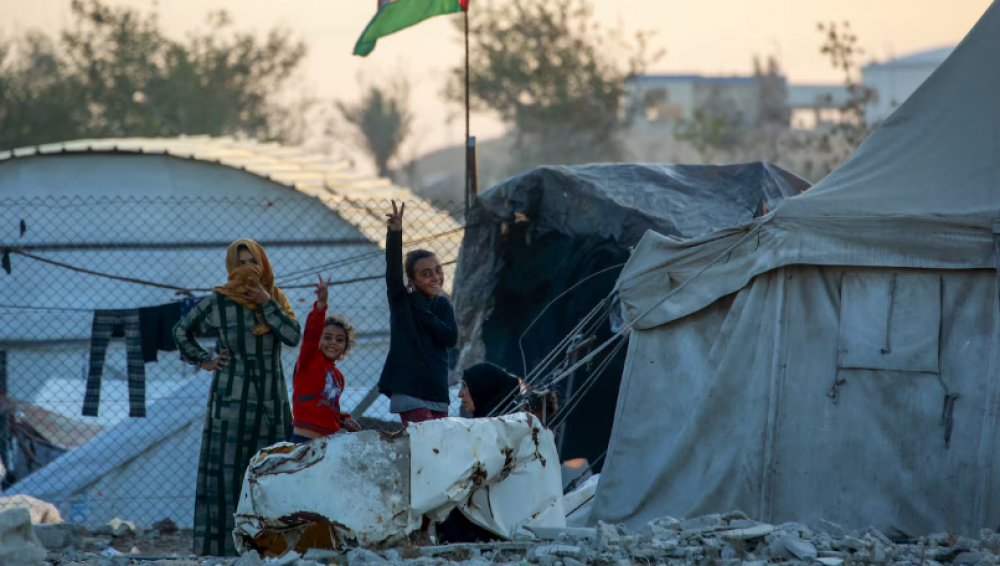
596, 2, 1000, 537
233, 414, 565, 554
597, 266, 1000, 536
454, 162, 809, 369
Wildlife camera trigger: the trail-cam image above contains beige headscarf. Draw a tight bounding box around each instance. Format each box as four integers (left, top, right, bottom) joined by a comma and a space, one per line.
214, 239, 296, 335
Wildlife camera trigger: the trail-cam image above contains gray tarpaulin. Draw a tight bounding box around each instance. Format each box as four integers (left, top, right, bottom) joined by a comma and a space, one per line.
594, 2, 1000, 536
453, 162, 809, 368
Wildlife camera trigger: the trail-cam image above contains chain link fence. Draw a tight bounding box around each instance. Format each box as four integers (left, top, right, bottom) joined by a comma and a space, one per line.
0, 195, 466, 529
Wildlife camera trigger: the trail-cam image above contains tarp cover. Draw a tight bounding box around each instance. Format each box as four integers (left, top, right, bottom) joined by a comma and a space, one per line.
594, 2, 1000, 536
454, 162, 810, 368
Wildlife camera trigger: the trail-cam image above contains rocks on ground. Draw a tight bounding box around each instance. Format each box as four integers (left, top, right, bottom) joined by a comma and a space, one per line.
0, 507, 48, 566
38, 511, 1000, 566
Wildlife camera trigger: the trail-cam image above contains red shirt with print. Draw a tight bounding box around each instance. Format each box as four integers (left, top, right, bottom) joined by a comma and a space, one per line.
292, 303, 350, 435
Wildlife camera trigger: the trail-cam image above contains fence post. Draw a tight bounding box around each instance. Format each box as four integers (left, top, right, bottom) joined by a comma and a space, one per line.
0, 350, 9, 488
465, 136, 478, 217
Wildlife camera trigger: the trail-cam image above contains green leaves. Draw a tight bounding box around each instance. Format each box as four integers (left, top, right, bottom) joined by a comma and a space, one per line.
337, 79, 414, 179
0, 0, 308, 149
446, 0, 662, 171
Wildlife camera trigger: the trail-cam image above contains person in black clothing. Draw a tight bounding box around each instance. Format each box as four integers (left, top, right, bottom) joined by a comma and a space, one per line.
439, 362, 563, 544
378, 200, 458, 424
458, 362, 521, 418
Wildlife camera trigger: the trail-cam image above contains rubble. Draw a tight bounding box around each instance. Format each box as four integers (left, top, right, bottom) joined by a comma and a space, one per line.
35, 522, 87, 551
39, 509, 1000, 566
0, 507, 48, 566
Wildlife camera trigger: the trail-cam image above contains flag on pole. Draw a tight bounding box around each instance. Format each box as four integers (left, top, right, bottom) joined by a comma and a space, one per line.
354, 0, 469, 57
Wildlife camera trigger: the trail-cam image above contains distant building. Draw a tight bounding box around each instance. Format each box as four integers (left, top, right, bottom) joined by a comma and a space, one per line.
626, 45, 955, 134
786, 85, 850, 130
862, 46, 954, 124
624, 75, 785, 132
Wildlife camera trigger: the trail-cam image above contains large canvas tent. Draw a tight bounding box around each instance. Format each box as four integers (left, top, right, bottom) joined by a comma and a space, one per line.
454, 163, 809, 469
593, 3, 1000, 536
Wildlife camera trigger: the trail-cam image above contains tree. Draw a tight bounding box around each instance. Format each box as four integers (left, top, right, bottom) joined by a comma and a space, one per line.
674, 108, 741, 164
336, 77, 414, 179
445, 0, 663, 170
0, 0, 308, 149
787, 21, 878, 181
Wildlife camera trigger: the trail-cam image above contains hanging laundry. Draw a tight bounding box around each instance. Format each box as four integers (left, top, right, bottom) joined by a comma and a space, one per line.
82, 310, 146, 419
138, 302, 181, 363
178, 297, 203, 318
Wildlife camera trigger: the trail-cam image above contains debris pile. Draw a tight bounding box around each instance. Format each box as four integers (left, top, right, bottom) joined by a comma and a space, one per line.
34, 516, 194, 565
37, 510, 1000, 566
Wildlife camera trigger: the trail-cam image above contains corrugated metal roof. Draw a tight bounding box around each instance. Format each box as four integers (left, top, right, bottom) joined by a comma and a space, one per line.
864, 46, 955, 70
0, 135, 465, 277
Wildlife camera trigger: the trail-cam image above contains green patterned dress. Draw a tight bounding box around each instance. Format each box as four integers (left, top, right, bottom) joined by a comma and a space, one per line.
172, 293, 301, 556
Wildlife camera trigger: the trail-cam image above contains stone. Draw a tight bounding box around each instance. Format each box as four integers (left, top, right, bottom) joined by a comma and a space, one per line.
955, 551, 993, 565
772, 535, 818, 560
680, 514, 726, 533
650, 517, 681, 531
563, 558, 587, 566
303, 549, 343, 561
872, 541, 887, 562
34, 522, 86, 551
597, 522, 622, 546
721, 545, 740, 560
527, 545, 585, 560
650, 539, 678, 551
816, 559, 844, 566
0, 508, 47, 566
0, 495, 62, 525
234, 555, 266, 566
719, 524, 775, 541
348, 549, 389, 566
815, 520, 848, 538
152, 517, 180, 534
723, 511, 751, 522
927, 533, 954, 547
866, 526, 894, 547
840, 536, 867, 552
106, 518, 142, 538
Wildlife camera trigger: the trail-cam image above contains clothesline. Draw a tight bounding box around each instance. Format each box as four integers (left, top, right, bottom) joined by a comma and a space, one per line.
7, 250, 456, 295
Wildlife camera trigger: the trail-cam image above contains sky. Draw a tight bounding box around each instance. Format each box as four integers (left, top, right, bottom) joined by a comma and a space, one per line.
0, 0, 992, 156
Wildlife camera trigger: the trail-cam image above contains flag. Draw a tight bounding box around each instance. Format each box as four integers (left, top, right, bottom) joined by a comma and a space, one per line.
354, 0, 468, 57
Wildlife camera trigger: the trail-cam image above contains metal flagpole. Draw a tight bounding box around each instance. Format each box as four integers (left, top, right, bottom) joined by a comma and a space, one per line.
464, 7, 472, 217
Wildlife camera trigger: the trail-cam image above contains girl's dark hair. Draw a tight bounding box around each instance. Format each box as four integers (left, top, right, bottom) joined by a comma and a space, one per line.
237, 244, 250, 253
404, 249, 437, 279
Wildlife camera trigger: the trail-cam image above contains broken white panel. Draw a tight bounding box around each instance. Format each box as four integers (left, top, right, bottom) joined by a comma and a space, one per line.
233, 431, 410, 553
233, 414, 564, 555
564, 474, 600, 527
408, 413, 566, 538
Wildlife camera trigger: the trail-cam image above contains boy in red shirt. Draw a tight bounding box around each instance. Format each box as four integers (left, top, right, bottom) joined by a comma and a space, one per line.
290, 275, 362, 443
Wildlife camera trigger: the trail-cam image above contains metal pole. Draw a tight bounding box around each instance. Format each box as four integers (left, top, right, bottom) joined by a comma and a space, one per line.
464, 8, 471, 217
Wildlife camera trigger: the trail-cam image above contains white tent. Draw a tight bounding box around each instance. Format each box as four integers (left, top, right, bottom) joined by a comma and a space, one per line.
593, 2, 1000, 537
7, 374, 209, 529
0, 136, 465, 526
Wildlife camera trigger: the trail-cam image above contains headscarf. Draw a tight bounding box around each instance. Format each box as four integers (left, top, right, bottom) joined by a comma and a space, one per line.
463, 362, 522, 419
214, 239, 296, 336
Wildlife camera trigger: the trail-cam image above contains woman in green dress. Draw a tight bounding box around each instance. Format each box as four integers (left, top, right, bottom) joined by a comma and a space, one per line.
172, 238, 301, 556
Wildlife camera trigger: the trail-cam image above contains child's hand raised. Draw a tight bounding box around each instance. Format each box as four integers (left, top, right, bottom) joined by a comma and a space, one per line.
386, 200, 404, 232
315, 274, 331, 308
